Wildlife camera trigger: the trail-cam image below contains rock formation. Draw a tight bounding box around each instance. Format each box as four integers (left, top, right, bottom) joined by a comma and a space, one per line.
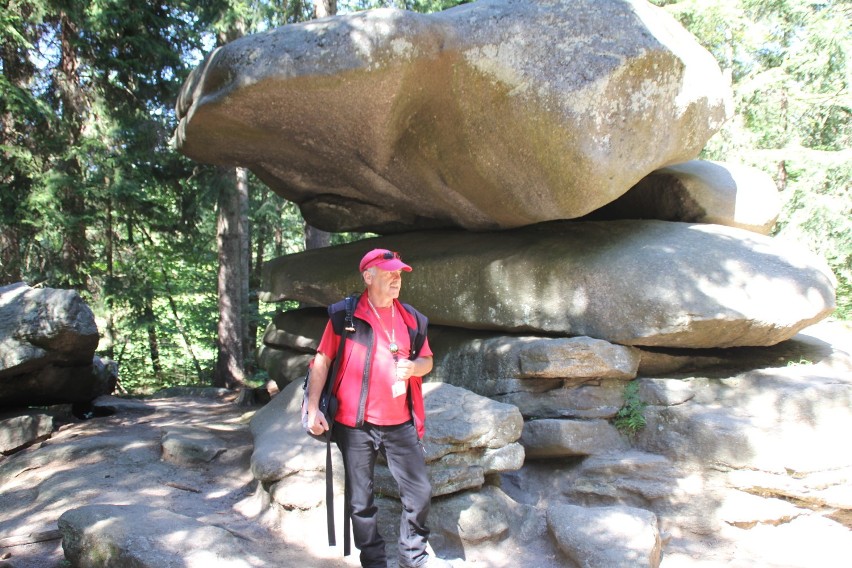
174, 0, 731, 233
259, 221, 835, 347
586, 160, 783, 235
250, 380, 524, 502
0, 282, 117, 454
0, 283, 99, 382
171, 0, 845, 566
59, 504, 258, 568
4, 353, 849, 567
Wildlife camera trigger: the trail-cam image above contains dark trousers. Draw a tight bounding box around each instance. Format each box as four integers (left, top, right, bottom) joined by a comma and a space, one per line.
335, 421, 432, 568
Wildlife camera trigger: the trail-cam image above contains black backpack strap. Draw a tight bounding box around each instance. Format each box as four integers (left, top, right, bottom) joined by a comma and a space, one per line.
402, 303, 428, 360
324, 294, 358, 555
322, 317, 348, 549
324, 430, 336, 547
344, 295, 356, 332
329, 293, 360, 335
402, 304, 428, 443
343, 465, 352, 556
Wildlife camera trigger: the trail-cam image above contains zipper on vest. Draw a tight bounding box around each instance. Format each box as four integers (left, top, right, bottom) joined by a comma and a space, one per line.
355, 325, 373, 427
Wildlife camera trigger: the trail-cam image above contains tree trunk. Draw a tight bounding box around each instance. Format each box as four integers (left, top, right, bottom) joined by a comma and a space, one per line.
0, 233, 22, 285
105, 189, 116, 359
144, 301, 162, 379
214, 167, 246, 389
248, 190, 268, 361
212, 21, 250, 389
273, 200, 285, 257
776, 160, 788, 192
314, 0, 337, 19
305, 223, 332, 250
57, 10, 88, 288
237, 167, 251, 368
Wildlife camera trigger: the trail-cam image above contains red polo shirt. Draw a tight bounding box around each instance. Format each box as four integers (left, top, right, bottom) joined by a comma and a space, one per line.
317, 296, 433, 428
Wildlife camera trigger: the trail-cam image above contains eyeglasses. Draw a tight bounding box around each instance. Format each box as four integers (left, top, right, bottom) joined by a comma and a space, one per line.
371, 251, 400, 263
362, 250, 403, 272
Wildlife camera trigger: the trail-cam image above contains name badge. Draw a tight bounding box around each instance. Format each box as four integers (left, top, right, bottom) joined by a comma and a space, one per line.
392, 380, 407, 398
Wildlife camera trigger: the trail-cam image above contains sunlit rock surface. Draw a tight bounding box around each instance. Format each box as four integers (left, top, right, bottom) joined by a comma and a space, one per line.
260, 220, 835, 348
174, 0, 731, 233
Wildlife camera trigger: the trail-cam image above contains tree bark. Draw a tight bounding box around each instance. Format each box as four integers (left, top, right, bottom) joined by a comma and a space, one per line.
314, 0, 337, 19
57, 9, 88, 288
238, 167, 251, 367
213, 21, 250, 389
144, 300, 162, 379
214, 167, 246, 389
273, 200, 285, 257
248, 190, 268, 360
104, 188, 116, 359
776, 160, 788, 192
305, 223, 332, 250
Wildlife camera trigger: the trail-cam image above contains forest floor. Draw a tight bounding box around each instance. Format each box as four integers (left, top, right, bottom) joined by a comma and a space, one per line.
0, 319, 850, 568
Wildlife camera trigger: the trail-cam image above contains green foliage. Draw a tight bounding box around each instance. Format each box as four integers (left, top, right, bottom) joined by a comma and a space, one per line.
659, 0, 851, 320
657, 0, 850, 152
2, 0, 226, 391
614, 381, 647, 437
773, 151, 851, 319
340, 0, 472, 14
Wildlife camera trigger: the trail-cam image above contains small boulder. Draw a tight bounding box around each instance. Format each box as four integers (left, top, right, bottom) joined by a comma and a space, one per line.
0, 356, 117, 408
0, 283, 99, 376
161, 427, 227, 465
546, 503, 662, 568
566, 450, 685, 507
590, 160, 781, 235
421, 382, 523, 460
520, 418, 628, 458
58, 504, 258, 568
431, 486, 511, 545
0, 283, 112, 408
0, 411, 53, 454
493, 379, 627, 420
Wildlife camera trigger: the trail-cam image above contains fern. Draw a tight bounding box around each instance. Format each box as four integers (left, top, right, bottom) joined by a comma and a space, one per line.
614, 381, 647, 436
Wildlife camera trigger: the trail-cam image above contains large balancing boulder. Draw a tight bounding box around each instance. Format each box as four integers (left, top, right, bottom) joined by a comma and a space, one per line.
260, 220, 836, 348
174, 0, 731, 233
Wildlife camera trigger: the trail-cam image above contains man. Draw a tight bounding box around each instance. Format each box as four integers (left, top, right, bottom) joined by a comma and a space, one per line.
305, 248, 450, 568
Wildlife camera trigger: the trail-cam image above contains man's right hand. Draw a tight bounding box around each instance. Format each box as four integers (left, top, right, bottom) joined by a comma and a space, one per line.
306, 351, 333, 435
307, 408, 329, 435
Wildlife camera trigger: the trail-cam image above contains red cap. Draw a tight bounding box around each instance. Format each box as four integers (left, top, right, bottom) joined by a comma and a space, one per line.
359, 248, 412, 272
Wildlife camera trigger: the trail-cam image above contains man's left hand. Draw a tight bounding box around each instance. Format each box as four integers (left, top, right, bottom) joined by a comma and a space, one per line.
395, 359, 415, 381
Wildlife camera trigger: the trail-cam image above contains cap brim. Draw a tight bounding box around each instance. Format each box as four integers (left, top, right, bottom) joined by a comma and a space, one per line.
373, 258, 412, 272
